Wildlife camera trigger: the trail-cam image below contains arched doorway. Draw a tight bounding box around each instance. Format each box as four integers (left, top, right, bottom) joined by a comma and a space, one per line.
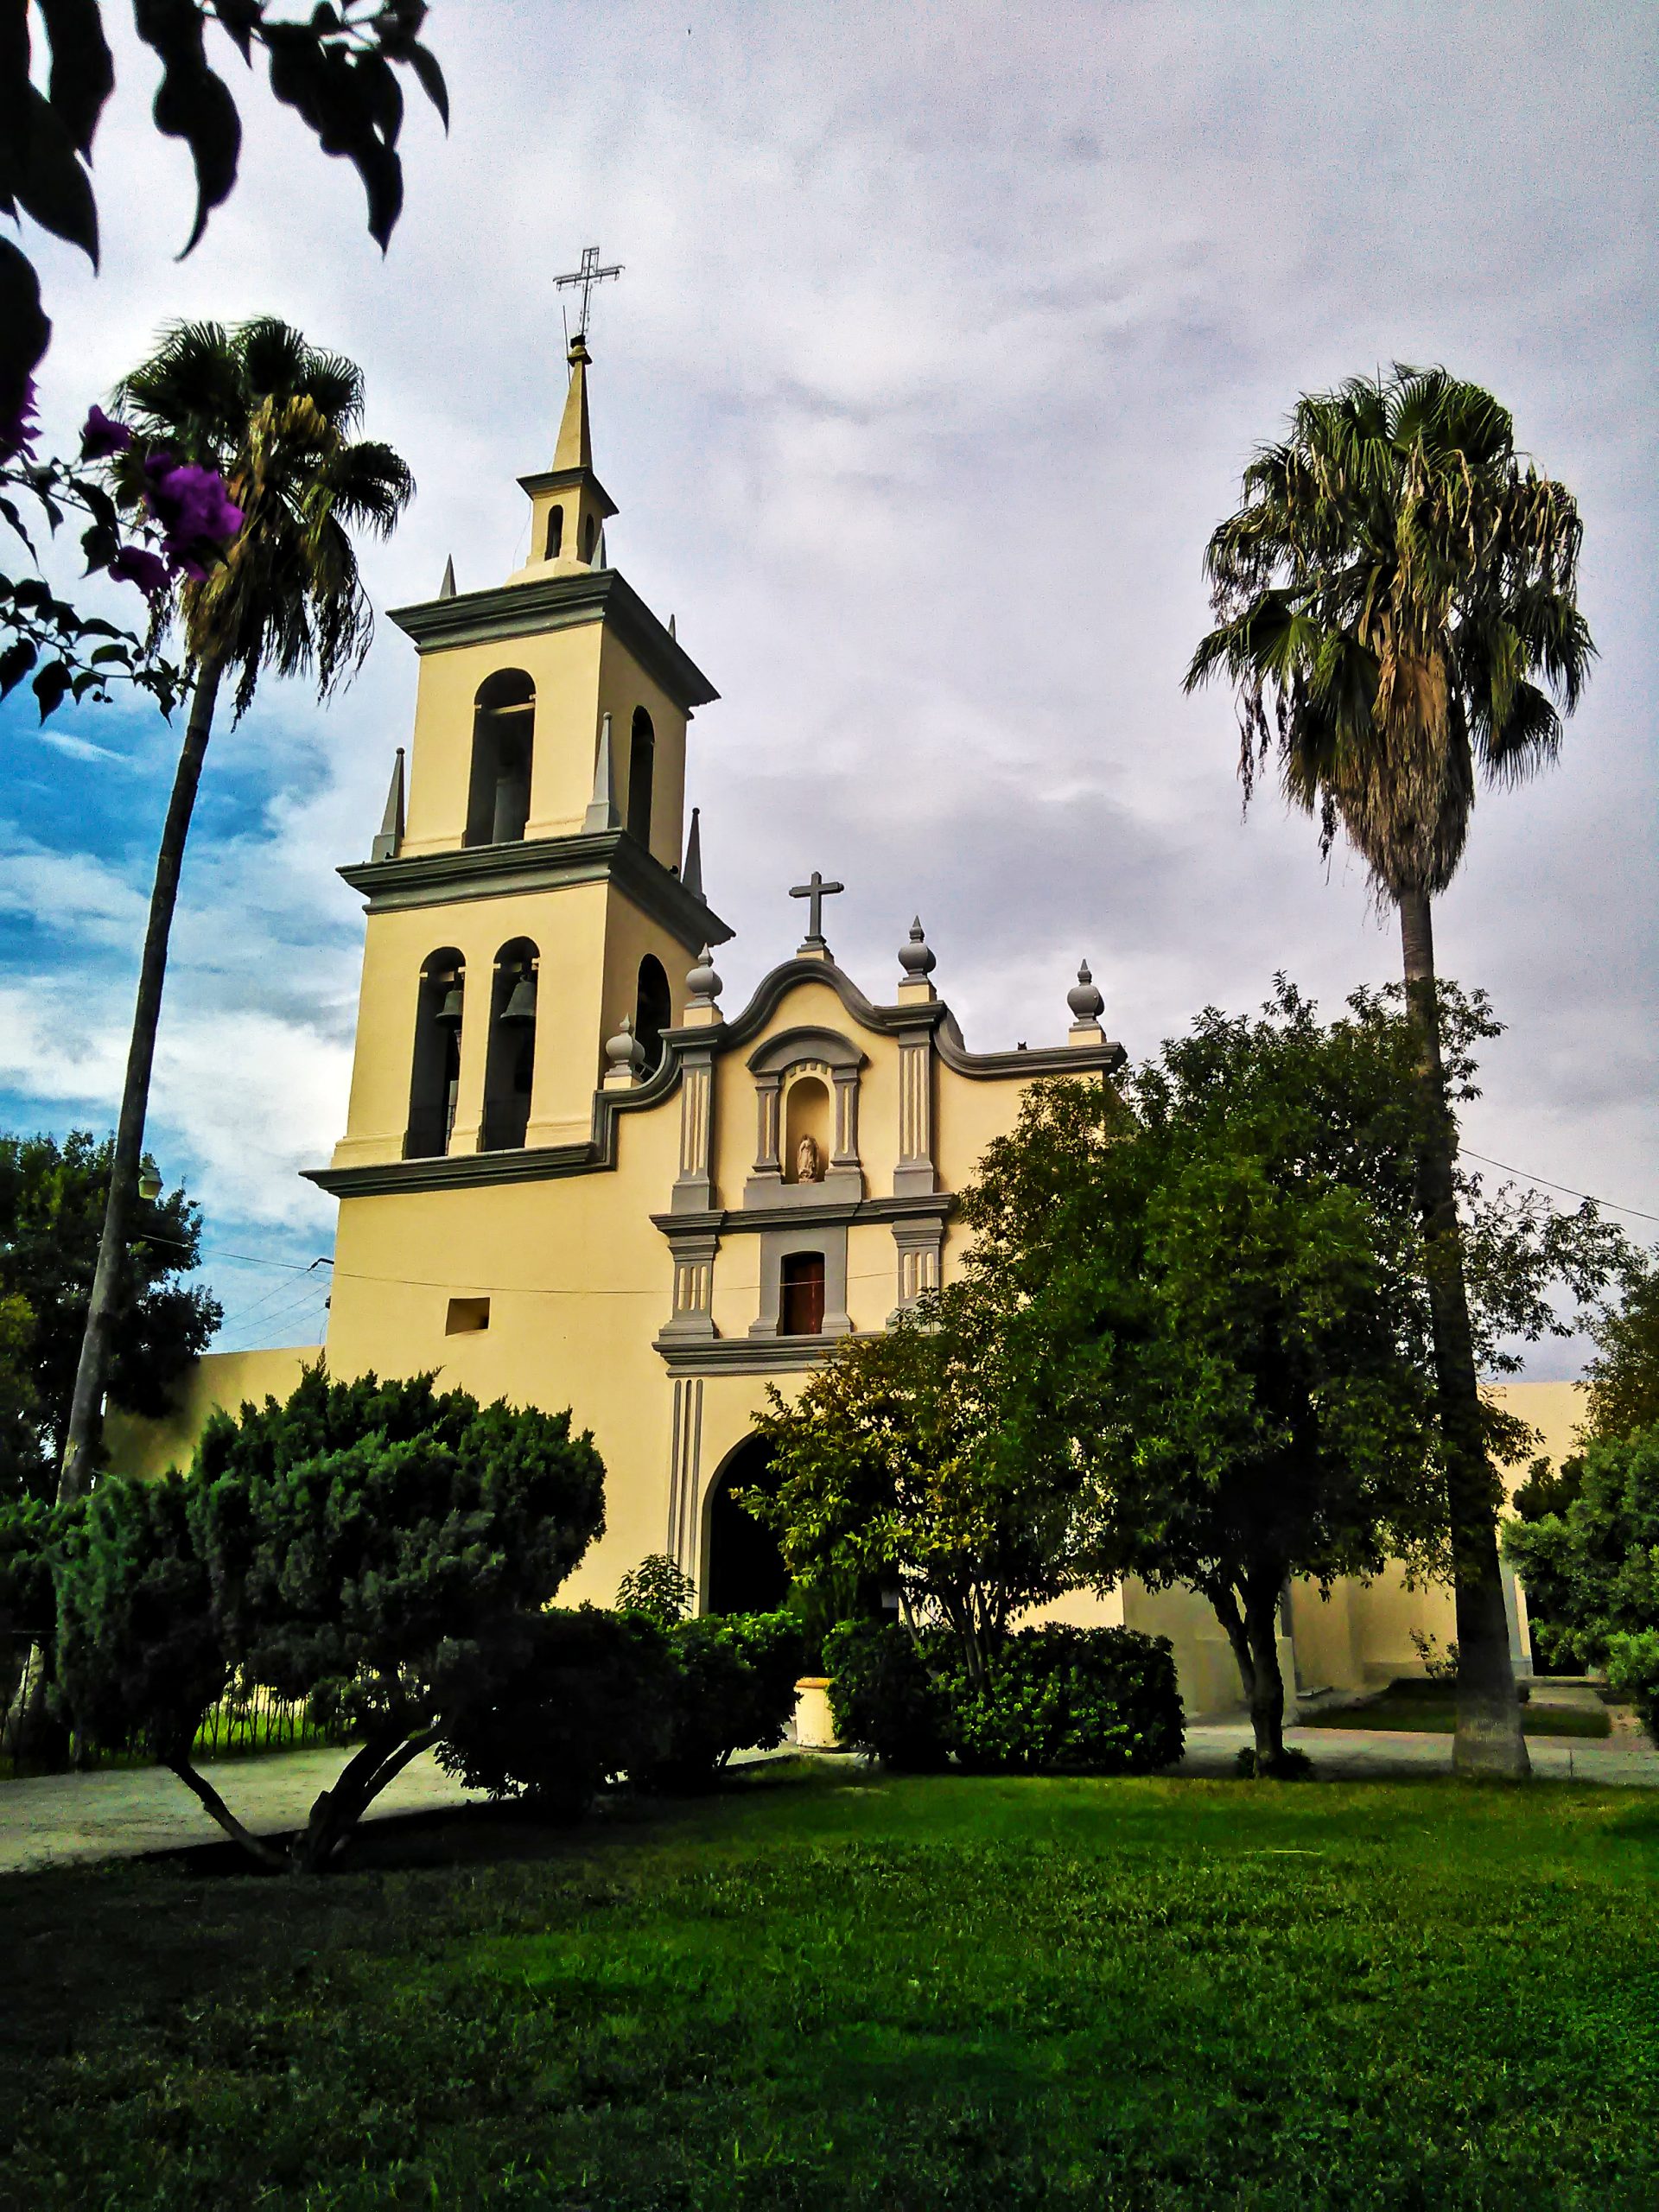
703, 1435, 790, 1616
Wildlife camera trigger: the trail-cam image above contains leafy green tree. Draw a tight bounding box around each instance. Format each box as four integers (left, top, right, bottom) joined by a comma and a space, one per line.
53, 1368, 607, 1870
59, 322, 413, 1500
0, 1130, 219, 1503
963, 983, 1627, 1773
753, 1295, 1084, 1684
1583, 1266, 1659, 1444
1503, 1427, 1659, 1740
1186, 366, 1596, 1777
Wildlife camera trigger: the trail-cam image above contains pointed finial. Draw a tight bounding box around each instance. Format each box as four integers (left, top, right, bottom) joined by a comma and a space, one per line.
898, 916, 937, 980
686, 944, 722, 1002
438, 555, 456, 599
682, 806, 704, 901
371, 747, 405, 862
554, 332, 594, 472
605, 1011, 646, 1081
668, 612, 677, 639
583, 711, 620, 831
1066, 958, 1106, 1045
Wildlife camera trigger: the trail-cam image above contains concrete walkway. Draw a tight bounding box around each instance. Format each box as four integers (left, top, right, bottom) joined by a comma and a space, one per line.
5, 1713, 1655, 1877
0, 1747, 483, 1875
1180, 1713, 1659, 1784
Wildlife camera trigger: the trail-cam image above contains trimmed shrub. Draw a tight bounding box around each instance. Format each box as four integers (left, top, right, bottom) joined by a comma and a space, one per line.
635, 1610, 805, 1793
951, 1624, 1184, 1777
437, 1606, 675, 1817
823, 1618, 953, 1770
1605, 1629, 1659, 1747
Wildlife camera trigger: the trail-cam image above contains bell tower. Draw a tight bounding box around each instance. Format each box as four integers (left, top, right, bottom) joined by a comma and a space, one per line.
326, 331, 730, 1173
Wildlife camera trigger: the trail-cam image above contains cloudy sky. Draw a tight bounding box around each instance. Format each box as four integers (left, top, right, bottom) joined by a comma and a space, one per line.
3, 1, 1655, 1372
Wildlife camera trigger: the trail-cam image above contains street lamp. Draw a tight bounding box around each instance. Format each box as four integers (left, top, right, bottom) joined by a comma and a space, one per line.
137, 1163, 162, 1204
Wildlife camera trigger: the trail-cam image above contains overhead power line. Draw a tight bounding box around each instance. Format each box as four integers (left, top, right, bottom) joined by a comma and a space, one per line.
1461, 1151, 1659, 1229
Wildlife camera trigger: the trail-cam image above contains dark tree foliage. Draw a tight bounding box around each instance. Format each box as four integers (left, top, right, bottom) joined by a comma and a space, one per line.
1584, 1266, 1659, 1445
962, 981, 1629, 1773
0, 1129, 219, 1503
1504, 1427, 1659, 1741
53, 1471, 226, 1762
0, 0, 448, 421
53, 1367, 606, 1869
438, 1606, 677, 1820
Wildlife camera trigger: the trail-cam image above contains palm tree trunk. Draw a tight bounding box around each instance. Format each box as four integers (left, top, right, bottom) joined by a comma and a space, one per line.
1398, 887, 1529, 1780
57, 656, 226, 1504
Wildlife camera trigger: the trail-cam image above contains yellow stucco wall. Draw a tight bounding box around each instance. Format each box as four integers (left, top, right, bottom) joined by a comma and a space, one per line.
105, 1345, 316, 1482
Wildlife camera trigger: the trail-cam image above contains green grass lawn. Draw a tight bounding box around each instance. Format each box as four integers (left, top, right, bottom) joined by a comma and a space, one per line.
1299, 1687, 1613, 1738
1309, 1681, 1618, 1734
3, 1763, 1656, 2209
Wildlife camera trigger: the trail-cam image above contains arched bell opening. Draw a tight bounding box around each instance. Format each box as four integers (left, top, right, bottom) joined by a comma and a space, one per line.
634, 954, 671, 1074
480, 938, 538, 1152
702, 1435, 790, 1618
464, 670, 535, 848
405, 949, 466, 1160
626, 707, 655, 849
543, 504, 564, 560
782, 1073, 831, 1185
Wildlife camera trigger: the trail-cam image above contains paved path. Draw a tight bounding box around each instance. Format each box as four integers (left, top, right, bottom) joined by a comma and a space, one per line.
0, 1747, 483, 1875
1179, 1713, 1659, 1784
5, 1713, 1655, 1876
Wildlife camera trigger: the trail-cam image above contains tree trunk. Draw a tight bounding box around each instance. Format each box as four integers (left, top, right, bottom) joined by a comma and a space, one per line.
1398, 888, 1529, 1780
58, 658, 226, 1504
1211, 1574, 1290, 1773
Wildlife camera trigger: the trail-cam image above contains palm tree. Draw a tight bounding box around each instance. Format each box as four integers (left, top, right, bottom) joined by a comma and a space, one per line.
58, 319, 414, 1501
1185, 365, 1593, 1779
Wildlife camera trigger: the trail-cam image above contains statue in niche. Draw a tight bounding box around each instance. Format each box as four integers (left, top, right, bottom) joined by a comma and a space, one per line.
795, 1133, 823, 1184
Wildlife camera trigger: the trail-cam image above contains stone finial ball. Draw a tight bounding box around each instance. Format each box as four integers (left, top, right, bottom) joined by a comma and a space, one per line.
686, 945, 722, 1001
1067, 959, 1104, 1022
606, 1014, 645, 1072
899, 916, 937, 978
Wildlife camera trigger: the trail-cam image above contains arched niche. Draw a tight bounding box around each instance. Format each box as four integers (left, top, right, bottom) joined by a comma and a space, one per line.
634, 953, 671, 1074
701, 1434, 789, 1617
464, 670, 534, 848
744, 1026, 866, 1207
626, 707, 655, 849
405, 948, 465, 1160
783, 1071, 831, 1184
480, 938, 538, 1151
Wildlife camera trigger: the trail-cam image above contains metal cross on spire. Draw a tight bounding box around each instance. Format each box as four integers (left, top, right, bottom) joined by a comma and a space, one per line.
790, 869, 844, 951
554, 245, 623, 339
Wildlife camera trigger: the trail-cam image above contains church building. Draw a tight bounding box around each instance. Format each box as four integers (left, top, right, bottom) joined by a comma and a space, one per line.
118, 327, 1550, 1717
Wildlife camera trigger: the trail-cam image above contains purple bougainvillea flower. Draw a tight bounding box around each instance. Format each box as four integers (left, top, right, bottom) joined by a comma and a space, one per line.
144, 457, 244, 555
0, 379, 41, 466
80, 404, 135, 461
108, 543, 173, 596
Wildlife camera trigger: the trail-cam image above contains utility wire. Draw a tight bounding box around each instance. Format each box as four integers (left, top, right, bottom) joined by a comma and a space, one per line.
1461, 1151, 1659, 1228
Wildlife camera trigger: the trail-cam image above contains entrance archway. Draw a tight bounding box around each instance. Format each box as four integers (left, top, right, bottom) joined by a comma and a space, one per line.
702, 1435, 789, 1616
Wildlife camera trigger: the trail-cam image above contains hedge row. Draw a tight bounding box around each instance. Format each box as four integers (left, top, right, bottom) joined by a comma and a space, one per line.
823, 1619, 1185, 1775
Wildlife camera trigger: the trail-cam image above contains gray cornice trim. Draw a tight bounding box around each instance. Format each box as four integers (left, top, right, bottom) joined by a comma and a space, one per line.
517, 466, 619, 519
387, 568, 718, 709
653, 1332, 883, 1377
338, 828, 734, 951
651, 1192, 953, 1240
304, 1042, 684, 1199
933, 1007, 1127, 1080
664, 956, 1127, 1078
747, 1024, 868, 1076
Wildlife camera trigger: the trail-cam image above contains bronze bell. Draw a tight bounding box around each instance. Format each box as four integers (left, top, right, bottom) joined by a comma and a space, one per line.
499, 969, 538, 1024
435, 977, 465, 1025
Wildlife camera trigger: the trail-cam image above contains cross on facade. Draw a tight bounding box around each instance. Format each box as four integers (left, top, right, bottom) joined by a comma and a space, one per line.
553, 245, 624, 339
790, 869, 844, 950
